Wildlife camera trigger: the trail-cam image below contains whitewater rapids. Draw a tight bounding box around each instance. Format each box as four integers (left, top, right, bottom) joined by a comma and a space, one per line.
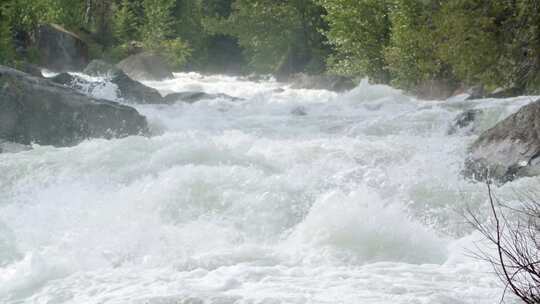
1, 72, 537, 303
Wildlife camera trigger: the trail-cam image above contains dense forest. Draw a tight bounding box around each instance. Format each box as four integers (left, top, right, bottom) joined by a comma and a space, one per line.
1, 0, 539, 94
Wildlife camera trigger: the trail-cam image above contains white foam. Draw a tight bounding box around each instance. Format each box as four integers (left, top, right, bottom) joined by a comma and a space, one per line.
0, 72, 535, 303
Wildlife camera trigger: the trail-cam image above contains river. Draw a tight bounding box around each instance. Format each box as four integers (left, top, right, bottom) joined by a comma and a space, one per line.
1, 72, 536, 303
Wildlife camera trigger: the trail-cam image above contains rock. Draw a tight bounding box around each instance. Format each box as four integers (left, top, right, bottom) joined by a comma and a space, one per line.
111, 72, 164, 104
19, 63, 43, 78
288, 73, 356, 92
464, 99, 540, 183
0, 65, 148, 147
117, 52, 173, 81
53, 68, 164, 104
126, 41, 144, 55
486, 86, 525, 99
83, 59, 121, 77
448, 109, 483, 135
163, 91, 243, 104
291, 106, 307, 116
36, 24, 89, 71
414, 79, 458, 100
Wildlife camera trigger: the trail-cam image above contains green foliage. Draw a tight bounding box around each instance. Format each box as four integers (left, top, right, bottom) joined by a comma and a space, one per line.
434, 1, 506, 88
384, 0, 447, 89
141, 0, 175, 47
0, 5, 17, 66
159, 38, 192, 68
113, 0, 139, 43
205, 0, 328, 74
319, 0, 391, 82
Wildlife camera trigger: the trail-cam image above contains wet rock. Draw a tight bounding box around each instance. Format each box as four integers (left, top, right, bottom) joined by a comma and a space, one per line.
19, 63, 43, 78
0, 65, 148, 147
83, 59, 121, 77
486, 86, 525, 99
448, 109, 482, 135
291, 106, 308, 116
464, 99, 540, 183
163, 91, 243, 104
36, 24, 89, 71
53, 67, 164, 104
414, 79, 458, 100
111, 72, 164, 104
117, 52, 173, 81
288, 73, 356, 92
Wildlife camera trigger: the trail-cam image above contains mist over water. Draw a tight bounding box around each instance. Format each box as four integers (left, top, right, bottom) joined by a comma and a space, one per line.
0, 73, 536, 303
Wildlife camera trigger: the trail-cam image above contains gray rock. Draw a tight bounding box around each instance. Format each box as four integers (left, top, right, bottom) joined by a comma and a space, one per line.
52, 69, 164, 104
414, 79, 458, 100
291, 106, 308, 116
83, 59, 121, 77
464, 99, 540, 183
117, 52, 173, 81
163, 91, 243, 104
289, 73, 356, 92
36, 24, 89, 71
111, 72, 164, 103
486, 86, 525, 99
448, 109, 482, 135
0, 65, 148, 147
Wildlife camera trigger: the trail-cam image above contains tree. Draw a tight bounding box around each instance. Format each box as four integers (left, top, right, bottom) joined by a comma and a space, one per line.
318, 0, 391, 82
384, 0, 452, 90
113, 0, 139, 43
205, 0, 329, 75
0, 3, 17, 65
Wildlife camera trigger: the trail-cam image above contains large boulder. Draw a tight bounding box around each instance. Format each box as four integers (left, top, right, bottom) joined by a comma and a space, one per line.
288, 73, 356, 92
54, 61, 164, 104
464, 99, 540, 183
0, 65, 148, 147
36, 24, 89, 72
117, 52, 173, 81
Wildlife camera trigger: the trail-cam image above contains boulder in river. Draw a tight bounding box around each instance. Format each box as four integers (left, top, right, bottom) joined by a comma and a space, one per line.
83, 59, 122, 77
163, 91, 243, 104
0, 65, 148, 147
288, 73, 356, 92
464, 99, 540, 183
117, 52, 173, 81
447, 109, 483, 135
36, 24, 89, 71
53, 63, 164, 104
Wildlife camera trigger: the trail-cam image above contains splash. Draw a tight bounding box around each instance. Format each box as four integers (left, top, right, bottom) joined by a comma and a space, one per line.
0, 72, 535, 303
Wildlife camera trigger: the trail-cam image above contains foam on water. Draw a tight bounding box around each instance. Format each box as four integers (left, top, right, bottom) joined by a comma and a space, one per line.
0, 72, 535, 303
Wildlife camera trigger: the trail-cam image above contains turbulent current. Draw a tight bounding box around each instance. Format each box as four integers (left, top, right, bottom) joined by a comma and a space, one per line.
0, 73, 537, 303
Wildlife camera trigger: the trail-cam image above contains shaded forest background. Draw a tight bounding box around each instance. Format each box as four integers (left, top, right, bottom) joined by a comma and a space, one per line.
1, 0, 539, 93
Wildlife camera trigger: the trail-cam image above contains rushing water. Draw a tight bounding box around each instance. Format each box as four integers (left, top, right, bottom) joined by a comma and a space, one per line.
1, 73, 538, 303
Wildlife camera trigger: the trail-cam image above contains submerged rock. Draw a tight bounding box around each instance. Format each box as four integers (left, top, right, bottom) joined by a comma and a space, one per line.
83, 59, 122, 77
0, 65, 148, 147
464, 99, 540, 183
448, 109, 483, 135
117, 52, 173, 81
288, 73, 356, 92
36, 24, 89, 71
163, 91, 243, 104
291, 106, 308, 116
